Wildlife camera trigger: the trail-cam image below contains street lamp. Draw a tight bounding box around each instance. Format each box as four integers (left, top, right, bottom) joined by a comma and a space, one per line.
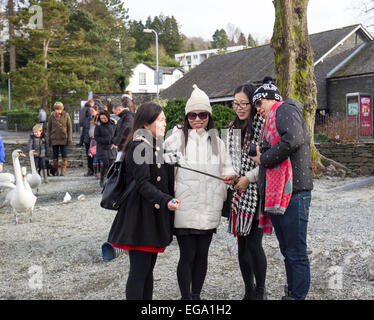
143, 28, 159, 100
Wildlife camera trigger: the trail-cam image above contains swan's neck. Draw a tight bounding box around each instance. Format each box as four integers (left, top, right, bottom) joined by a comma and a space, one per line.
13, 155, 24, 188
29, 152, 37, 174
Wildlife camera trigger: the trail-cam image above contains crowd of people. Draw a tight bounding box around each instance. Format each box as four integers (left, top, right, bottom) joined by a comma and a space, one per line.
103, 79, 313, 301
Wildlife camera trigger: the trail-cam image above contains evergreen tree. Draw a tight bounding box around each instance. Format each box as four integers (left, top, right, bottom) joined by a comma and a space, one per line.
247, 33, 257, 47
211, 28, 228, 49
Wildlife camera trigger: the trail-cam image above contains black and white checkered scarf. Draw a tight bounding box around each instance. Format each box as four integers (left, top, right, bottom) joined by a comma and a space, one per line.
227, 114, 265, 237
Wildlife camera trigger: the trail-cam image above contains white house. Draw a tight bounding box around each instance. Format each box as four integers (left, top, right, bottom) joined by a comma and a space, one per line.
126, 63, 185, 94
175, 45, 246, 71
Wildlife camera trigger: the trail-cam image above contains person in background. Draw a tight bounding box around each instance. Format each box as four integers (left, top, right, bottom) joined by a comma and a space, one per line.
122, 90, 136, 112
164, 84, 236, 300
250, 78, 313, 300
107, 102, 180, 300
47, 101, 72, 176
0, 133, 5, 172
94, 110, 116, 188
112, 99, 134, 152
27, 124, 49, 183
81, 101, 95, 176
88, 105, 100, 178
79, 100, 94, 147
226, 83, 267, 299
38, 107, 47, 132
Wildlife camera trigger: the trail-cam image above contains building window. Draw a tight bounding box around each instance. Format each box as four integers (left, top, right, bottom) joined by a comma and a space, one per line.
139, 72, 146, 85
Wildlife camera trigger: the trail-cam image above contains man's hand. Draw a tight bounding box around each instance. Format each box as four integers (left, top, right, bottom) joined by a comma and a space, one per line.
250, 145, 262, 165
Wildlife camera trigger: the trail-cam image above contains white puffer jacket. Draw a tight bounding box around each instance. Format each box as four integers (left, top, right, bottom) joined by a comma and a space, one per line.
164, 127, 235, 230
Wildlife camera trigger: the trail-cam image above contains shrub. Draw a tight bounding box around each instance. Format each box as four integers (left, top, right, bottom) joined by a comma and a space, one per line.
2, 108, 40, 131
315, 113, 358, 143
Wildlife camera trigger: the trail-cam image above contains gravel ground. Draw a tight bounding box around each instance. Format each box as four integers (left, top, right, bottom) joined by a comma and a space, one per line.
0, 169, 373, 300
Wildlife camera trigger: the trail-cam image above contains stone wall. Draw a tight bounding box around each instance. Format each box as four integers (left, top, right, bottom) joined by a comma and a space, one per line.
317, 141, 374, 175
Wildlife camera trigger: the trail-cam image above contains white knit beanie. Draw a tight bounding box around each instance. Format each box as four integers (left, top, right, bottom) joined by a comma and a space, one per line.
185, 84, 212, 115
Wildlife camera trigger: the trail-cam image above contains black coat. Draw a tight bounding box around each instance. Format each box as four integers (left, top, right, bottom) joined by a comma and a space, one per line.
107, 139, 175, 248
113, 110, 134, 150
94, 120, 116, 161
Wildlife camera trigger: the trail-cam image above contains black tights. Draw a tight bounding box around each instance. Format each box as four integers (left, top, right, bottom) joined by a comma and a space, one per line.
237, 219, 267, 294
176, 233, 213, 299
126, 250, 158, 300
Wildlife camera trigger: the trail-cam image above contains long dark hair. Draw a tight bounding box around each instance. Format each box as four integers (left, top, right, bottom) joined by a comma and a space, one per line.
123, 102, 163, 152
230, 83, 257, 145
178, 113, 219, 156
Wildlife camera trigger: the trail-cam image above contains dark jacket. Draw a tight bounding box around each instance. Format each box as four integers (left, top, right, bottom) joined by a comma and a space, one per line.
107, 139, 175, 248
94, 120, 116, 161
27, 133, 49, 158
113, 110, 134, 150
259, 98, 313, 194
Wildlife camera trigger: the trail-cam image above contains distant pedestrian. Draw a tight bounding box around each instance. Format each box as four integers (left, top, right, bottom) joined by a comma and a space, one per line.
94, 110, 116, 187
112, 101, 134, 151
27, 124, 49, 183
47, 101, 72, 176
0, 133, 4, 173
38, 107, 47, 132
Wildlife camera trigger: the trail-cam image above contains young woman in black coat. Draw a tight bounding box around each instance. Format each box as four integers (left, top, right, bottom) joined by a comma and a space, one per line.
94, 110, 116, 187
107, 102, 180, 300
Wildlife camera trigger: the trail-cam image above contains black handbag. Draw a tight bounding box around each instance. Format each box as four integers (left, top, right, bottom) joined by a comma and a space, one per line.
221, 187, 234, 218
100, 152, 135, 210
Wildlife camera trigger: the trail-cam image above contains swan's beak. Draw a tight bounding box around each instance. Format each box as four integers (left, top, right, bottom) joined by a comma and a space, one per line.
20, 153, 26, 157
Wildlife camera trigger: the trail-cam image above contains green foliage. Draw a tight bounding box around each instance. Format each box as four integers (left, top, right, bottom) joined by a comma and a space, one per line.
211, 104, 235, 133
314, 133, 329, 143
2, 108, 40, 131
163, 99, 236, 135
211, 29, 229, 49
163, 99, 186, 133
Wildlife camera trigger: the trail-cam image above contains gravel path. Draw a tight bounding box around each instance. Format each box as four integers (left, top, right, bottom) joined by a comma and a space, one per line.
0, 170, 373, 300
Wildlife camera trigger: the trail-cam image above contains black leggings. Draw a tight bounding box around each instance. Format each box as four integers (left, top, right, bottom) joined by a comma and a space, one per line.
126, 250, 158, 300
176, 233, 213, 299
237, 219, 267, 293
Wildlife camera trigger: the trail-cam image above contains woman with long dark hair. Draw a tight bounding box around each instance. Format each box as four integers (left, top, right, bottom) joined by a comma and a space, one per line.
164, 85, 236, 300
108, 102, 180, 300
226, 83, 267, 299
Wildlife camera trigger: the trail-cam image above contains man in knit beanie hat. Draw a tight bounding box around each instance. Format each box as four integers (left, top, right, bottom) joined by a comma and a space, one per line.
250, 76, 313, 300
185, 84, 212, 115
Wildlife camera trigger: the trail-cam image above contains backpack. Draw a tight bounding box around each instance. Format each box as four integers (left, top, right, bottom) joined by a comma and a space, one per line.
100, 151, 135, 210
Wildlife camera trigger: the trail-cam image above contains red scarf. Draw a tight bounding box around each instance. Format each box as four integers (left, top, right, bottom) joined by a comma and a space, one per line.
258, 101, 293, 233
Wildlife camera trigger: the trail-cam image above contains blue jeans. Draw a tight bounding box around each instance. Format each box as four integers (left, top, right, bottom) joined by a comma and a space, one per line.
52, 145, 67, 159
269, 191, 311, 300
34, 157, 46, 170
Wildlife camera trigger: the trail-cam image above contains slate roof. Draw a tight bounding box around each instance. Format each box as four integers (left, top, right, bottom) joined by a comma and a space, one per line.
328, 40, 374, 78
160, 24, 369, 101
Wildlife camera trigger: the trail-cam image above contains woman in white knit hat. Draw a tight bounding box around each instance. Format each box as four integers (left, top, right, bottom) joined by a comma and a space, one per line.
164, 84, 236, 300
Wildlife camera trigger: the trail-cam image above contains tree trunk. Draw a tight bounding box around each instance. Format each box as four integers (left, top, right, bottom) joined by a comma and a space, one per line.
271, 0, 332, 175
41, 39, 50, 109
7, 0, 16, 72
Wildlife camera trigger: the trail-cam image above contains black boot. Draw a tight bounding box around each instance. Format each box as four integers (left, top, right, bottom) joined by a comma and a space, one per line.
191, 294, 201, 300
242, 288, 255, 300
255, 286, 267, 300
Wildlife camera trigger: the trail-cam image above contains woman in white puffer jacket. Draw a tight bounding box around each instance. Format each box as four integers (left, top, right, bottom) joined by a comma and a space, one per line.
164, 84, 236, 300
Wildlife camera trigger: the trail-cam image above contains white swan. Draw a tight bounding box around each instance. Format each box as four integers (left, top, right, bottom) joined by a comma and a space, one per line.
9, 149, 37, 224
26, 150, 42, 190
0, 172, 16, 189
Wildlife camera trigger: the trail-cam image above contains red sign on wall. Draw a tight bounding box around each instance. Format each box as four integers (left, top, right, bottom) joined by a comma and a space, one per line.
360, 96, 372, 136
